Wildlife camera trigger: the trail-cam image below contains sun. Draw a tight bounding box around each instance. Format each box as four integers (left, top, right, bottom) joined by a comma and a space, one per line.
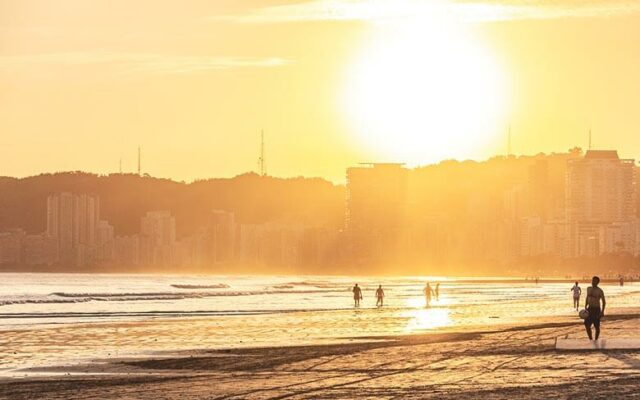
342, 14, 509, 165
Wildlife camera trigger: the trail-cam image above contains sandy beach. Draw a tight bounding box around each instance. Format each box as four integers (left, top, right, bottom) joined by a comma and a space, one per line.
3, 310, 640, 400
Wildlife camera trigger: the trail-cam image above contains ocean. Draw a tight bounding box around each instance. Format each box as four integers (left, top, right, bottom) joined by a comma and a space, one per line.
0, 273, 638, 376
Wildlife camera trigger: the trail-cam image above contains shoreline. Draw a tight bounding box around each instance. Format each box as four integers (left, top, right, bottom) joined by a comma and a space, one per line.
0, 270, 636, 283
2, 276, 640, 399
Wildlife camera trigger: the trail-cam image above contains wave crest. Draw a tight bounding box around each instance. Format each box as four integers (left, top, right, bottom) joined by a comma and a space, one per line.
171, 284, 230, 289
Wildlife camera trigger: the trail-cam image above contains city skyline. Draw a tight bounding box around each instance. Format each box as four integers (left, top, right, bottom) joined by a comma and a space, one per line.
2, 146, 640, 275
3, 1, 640, 182
0, 143, 634, 184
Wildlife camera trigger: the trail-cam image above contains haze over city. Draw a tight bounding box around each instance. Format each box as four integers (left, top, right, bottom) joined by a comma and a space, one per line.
3, 0, 640, 181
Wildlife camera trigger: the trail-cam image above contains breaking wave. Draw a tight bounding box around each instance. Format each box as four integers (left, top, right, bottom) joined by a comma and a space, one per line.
171, 284, 230, 289
0, 298, 93, 306
0, 287, 353, 307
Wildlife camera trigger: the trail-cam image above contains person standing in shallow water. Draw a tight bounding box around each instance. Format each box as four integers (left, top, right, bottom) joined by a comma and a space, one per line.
584, 276, 606, 340
571, 281, 581, 311
375, 285, 385, 307
423, 283, 434, 307
435, 283, 440, 301
352, 283, 363, 307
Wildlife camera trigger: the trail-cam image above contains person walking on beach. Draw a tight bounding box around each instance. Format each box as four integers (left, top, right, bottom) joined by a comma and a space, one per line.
584, 276, 606, 340
435, 283, 440, 301
423, 283, 434, 307
375, 285, 385, 307
571, 281, 582, 311
353, 283, 363, 307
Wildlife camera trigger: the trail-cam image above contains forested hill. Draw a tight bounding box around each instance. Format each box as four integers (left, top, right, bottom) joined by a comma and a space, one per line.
3, 149, 638, 243
0, 172, 346, 237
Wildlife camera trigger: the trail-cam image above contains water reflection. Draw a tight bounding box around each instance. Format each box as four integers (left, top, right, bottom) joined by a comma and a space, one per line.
404, 298, 452, 332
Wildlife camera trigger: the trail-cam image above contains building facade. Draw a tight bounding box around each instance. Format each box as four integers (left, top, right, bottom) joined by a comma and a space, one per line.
565, 150, 636, 257
345, 163, 408, 265
46, 192, 100, 266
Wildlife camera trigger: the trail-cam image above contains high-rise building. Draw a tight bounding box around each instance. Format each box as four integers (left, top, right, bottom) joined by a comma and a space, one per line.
0, 229, 25, 265
46, 192, 74, 262
172, 233, 207, 267
520, 216, 543, 257
208, 210, 236, 263
598, 222, 637, 255
114, 235, 140, 266
22, 234, 57, 266
73, 194, 100, 251
237, 224, 263, 264
140, 211, 175, 246
46, 192, 100, 266
565, 150, 636, 257
345, 163, 408, 265
528, 159, 551, 220
140, 211, 176, 266
566, 150, 635, 223
96, 220, 115, 262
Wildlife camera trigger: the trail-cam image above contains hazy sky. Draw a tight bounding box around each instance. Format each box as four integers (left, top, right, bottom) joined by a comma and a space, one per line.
2, 0, 640, 182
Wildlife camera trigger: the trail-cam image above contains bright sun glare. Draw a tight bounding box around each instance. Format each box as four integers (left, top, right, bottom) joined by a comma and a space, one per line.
343, 10, 509, 165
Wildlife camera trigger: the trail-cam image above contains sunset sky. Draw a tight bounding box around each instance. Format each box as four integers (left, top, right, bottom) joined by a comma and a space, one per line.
2, 0, 640, 182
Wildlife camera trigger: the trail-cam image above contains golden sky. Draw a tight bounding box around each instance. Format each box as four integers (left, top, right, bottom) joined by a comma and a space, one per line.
2, 0, 640, 182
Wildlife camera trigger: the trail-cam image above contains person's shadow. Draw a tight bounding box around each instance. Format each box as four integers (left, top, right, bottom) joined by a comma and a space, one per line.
607, 352, 640, 369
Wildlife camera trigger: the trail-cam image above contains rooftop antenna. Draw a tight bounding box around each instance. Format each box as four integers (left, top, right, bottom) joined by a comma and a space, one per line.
137, 146, 141, 176
258, 131, 266, 176
507, 124, 512, 157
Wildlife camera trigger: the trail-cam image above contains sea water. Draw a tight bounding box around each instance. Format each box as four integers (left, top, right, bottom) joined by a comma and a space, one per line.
0, 273, 638, 375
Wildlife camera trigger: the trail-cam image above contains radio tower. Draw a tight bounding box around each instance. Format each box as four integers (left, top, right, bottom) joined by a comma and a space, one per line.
507, 124, 512, 157
258, 131, 266, 176
588, 128, 592, 150
137, 146, 141, 176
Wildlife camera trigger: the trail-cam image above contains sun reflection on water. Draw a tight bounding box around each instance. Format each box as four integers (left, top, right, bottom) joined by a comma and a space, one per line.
404, 297, 452, 332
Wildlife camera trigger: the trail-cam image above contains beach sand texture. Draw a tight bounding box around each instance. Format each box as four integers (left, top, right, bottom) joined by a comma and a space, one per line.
2, 313, 640, 399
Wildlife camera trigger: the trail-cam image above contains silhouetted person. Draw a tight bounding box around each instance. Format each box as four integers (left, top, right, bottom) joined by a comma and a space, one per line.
571, 281, 581, 311
620, 276, 624, 287
375, 285, 385, 307
435, 283, 440, 301
353, 283, 363, 307
584, 276, 606, 340
423, 283, 434, 307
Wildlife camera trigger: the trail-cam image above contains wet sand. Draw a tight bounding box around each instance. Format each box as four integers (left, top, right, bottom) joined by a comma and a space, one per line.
3, 313, 640, 399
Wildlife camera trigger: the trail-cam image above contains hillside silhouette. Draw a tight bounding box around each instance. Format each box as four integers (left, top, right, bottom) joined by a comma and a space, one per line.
0, 172, 345, 237
2, 149, 639, 274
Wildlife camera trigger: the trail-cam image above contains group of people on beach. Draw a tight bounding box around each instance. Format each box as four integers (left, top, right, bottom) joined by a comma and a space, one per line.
352, 282, 440, 308
353, 276, 610, 342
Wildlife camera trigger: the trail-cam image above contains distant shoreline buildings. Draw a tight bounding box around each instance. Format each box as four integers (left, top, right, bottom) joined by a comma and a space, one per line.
0, 148, 639, 275
507, 150, 637, 261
